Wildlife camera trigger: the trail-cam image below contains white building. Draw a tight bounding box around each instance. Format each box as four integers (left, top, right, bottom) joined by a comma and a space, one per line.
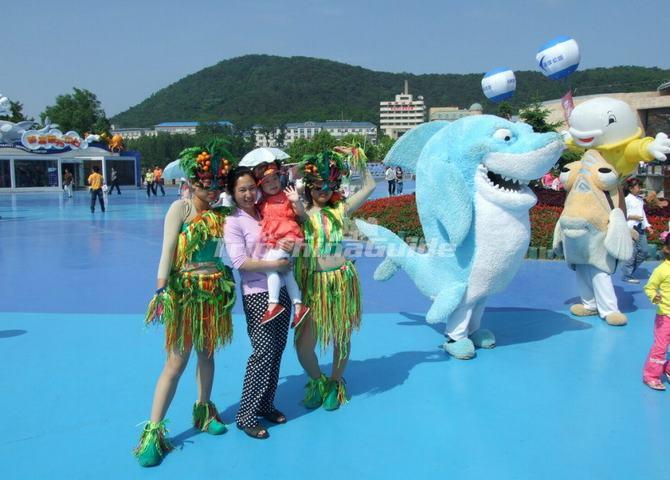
282, 120, 377, 146
110, 127, 157, 140
379, 81, 425, 139
429, 104, 483, 122
112, 121, 234, 139
154, 121, 233, 135
252, 125, 284, 148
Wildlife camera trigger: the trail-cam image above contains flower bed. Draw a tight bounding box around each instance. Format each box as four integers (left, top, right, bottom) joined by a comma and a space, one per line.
354, 189, 670, 248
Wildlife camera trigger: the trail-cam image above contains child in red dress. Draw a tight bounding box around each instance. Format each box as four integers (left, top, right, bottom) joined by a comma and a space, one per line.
258, 163, 310, 327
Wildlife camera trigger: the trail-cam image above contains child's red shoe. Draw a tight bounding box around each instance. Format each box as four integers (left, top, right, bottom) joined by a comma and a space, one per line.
260, 304, 286, 325
292, 304, 310, 329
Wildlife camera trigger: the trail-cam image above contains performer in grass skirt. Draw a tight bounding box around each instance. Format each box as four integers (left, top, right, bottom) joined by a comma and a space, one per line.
133, 142, 237, 468
294, 145, 375, 411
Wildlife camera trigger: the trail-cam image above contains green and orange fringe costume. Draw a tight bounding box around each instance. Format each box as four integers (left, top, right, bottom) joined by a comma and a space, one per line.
295, 145, 365, 362
145, 207, 236, 355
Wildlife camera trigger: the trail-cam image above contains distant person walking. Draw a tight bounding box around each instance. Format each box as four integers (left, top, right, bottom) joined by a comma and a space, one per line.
396, 167, 404, 195
88, 166, 105, 213
63, 169, 74, 198
110, 167, 121, 194
145, 169, 155, 198
153, 166, 165, 196
385, 166, 396, 196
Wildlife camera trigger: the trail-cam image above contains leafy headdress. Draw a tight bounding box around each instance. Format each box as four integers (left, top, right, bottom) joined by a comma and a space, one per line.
178, 140, 237, 190
298, 143, 367, 193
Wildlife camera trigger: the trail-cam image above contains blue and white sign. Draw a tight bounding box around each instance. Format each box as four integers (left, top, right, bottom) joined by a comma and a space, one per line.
481, 68, 516, 102
536, 36, 580, 80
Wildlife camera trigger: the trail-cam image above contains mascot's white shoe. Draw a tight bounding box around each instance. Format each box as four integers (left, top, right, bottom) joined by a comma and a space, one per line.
443, 338, 475, 360
570, 304, 598, 317
605, 312, 627, 326
469, 329, 496, 349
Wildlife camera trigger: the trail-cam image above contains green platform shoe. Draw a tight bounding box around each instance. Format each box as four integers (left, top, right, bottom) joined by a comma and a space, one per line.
134, 420, 173, 468
303, 374, 327, 409
193, 401, 228, 435
323, 378, 348, 411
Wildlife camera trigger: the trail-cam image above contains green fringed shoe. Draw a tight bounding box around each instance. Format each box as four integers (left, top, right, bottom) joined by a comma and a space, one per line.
193, 401, 228, 435
303, 374, 327, 409
133, 420, 173, 468
323, 378, 348, 411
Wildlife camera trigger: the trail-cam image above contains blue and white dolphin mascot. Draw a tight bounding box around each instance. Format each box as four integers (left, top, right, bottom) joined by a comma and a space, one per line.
355, 115, 564, 359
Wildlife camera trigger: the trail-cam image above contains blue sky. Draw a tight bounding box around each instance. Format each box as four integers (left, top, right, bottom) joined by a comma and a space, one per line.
1, 0, 668, 120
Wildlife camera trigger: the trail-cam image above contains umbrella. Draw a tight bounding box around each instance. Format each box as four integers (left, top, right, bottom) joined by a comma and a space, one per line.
162, 159, 186, 180
240, 147, 290, 167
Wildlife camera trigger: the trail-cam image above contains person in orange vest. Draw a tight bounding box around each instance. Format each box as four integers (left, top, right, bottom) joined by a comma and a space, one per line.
153, 165, 165, 196
88, 166, 105, 213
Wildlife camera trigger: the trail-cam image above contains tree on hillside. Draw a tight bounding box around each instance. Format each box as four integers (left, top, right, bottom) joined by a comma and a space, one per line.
0, 100, 32, 123
288, 131, 337, 160
497, 101, 515, 120
41, 88, 111, 134
374, 135, 396, 163
126, 130, 255, 169
518, 101, 562, 133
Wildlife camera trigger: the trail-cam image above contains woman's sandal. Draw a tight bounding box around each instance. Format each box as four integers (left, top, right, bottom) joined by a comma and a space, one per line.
261, 409, 287, 424
237, 424, 269, 439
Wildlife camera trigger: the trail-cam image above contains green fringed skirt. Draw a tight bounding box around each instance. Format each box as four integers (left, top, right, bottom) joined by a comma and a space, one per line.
296, 260, 361, 359
145, 267, 236, 356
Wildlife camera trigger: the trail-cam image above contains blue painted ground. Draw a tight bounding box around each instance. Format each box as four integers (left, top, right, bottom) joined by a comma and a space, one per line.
1, 186, 667, 480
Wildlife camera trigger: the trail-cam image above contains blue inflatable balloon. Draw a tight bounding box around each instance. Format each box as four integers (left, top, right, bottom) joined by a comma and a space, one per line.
536, 35, 580, 80
481, 68, 516, 102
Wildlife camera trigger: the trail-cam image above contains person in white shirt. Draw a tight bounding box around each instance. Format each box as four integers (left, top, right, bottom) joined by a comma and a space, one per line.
385, 166, 396, 196
622, 177, 653, 283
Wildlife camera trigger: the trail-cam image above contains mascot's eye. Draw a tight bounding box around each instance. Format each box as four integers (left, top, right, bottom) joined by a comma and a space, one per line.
607, 113, 617, 125
597, 168, 618, 189
559, 169, 571, 187
493, 129, 514, 142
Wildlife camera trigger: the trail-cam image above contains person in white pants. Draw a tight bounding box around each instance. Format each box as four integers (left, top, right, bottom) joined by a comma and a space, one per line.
574, 264, 620, 319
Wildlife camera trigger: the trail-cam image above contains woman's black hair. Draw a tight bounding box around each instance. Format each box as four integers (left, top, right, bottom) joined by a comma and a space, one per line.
624, 177, 642, 196
226, 166, 256, 198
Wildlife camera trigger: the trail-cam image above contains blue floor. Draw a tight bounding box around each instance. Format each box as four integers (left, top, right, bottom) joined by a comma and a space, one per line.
1, 188, 668, 480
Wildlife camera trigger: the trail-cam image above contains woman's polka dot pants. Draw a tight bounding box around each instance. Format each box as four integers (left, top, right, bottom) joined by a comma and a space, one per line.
236, 287, 291, 428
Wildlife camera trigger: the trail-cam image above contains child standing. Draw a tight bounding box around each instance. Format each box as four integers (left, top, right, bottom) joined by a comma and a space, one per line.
257, 163, 310, 327
642, 232, 670, 390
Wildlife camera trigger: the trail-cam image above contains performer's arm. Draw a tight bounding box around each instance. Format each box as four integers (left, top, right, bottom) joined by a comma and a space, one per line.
345, 169, 375, 214
156, 201, 188, 288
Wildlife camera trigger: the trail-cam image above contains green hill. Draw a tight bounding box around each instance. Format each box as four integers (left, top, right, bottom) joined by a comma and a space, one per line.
111, 54, 670, 129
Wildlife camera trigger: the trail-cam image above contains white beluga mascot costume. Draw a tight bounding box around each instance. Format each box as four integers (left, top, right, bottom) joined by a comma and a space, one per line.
356, 115, 564, 359
566, 97, 670, 177
0, 93, 36, 145
553, 150, 633, 325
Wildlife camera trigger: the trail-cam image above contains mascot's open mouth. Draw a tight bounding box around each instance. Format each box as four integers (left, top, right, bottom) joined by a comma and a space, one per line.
482, 165, 530, 194
485, 169, 527, 192
476, 164, 537, 210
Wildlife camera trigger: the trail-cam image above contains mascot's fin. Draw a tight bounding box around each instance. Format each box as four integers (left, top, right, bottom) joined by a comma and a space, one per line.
374, 258, 401, 281
384, 121, 449, 172
355, 219, 416, 272
426, 282, 468, 324
605, 208, 634, 260
427, 162, 473, 247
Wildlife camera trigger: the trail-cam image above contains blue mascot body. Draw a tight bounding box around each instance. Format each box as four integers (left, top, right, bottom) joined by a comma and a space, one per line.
356, 115, 564, 359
